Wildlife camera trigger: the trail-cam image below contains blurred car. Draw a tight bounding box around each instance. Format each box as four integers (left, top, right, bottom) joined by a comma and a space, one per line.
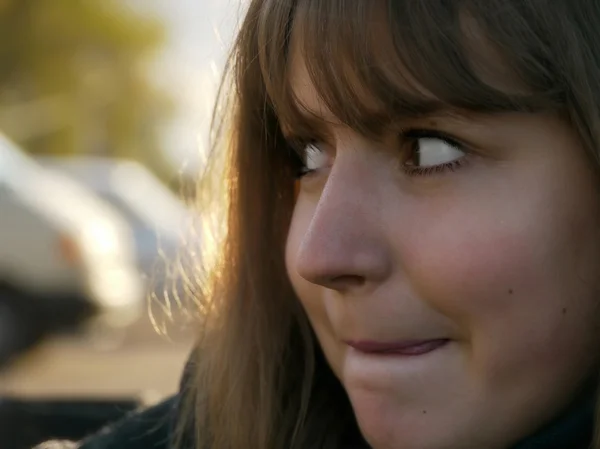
0, 135, 144, 364
38, 156, 197, 303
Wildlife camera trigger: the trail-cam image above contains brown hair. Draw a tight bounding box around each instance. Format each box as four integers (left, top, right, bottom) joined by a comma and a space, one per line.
179, 1, 600, 448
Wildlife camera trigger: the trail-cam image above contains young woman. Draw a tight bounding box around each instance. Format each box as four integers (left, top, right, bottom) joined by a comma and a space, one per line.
41, 1, 600, 448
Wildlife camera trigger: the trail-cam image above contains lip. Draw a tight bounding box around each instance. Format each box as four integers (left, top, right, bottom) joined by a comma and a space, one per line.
345, 338, 449, 356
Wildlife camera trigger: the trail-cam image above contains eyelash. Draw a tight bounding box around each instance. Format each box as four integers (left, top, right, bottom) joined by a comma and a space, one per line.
297, 164, 315, 178
287, 128, 469, 179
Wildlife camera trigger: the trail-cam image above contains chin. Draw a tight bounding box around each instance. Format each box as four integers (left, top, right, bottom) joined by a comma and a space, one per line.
347, 391, 498, 449
349, 394, 430, 449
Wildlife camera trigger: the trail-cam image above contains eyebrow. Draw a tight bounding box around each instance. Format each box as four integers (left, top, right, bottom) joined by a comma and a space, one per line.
279, 100, 477, 140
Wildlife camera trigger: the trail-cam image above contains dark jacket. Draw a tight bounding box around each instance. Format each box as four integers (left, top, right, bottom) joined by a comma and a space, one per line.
36, 396, 179, 449
37, 358, 595, 449
34, 357, 192, 449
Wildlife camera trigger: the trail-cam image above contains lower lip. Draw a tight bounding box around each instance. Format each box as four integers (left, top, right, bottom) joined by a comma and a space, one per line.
348, 339, 449, 356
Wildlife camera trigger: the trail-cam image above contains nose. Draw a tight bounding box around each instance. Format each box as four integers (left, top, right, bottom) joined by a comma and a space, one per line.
294, 155, 393, 293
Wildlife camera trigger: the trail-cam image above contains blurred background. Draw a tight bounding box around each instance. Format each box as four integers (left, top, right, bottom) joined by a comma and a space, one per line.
0, 1, 243, 446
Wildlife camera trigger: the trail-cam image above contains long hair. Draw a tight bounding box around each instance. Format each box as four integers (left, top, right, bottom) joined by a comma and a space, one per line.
178, 1, 600, 449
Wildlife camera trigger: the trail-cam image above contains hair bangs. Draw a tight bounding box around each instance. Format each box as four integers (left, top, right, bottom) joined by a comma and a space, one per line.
257, 0, 567, 137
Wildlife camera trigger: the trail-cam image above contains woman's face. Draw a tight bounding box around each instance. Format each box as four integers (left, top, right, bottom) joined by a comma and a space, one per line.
284, 50, 600, 449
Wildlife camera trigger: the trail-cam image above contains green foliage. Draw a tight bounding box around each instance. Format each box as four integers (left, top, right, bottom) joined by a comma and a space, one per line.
0, 0, 172, 166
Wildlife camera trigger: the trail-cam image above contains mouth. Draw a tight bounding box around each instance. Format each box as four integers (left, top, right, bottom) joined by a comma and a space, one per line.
345, 338, 450, 356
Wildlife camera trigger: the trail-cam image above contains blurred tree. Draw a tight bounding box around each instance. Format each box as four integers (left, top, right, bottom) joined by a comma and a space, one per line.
0, 0, 172, 168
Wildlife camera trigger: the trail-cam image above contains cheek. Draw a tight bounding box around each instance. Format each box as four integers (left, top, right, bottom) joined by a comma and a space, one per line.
285, 200, 323, 320
403, 213, 539, 321
399, 186, 600, 381
285, 200, 310, 293
285, 200, 346, 374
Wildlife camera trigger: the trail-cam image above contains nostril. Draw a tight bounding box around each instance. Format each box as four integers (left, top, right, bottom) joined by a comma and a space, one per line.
294, 247, 389, 292
325, 274, 366, 291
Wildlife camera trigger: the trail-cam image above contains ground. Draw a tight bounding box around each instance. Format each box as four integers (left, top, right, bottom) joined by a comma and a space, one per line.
0, 312, 195, 401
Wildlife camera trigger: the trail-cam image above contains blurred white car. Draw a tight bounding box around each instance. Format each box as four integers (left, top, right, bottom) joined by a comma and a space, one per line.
0, 134, 144, 361
39, 156, 197, 302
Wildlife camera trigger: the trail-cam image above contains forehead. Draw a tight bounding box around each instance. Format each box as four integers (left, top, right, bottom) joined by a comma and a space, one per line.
284, 2, 427, 130
286, 37, 344, 128
268, 0, 547, 136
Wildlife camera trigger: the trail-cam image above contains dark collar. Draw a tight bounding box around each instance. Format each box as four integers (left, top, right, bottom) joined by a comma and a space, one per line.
511, 389, 595, 449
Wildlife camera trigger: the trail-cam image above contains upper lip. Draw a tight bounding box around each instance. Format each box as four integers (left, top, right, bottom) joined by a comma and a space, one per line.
344, 339, 449, 354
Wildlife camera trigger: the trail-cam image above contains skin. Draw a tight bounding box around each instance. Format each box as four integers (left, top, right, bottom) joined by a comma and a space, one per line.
284, 48, 600, 449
